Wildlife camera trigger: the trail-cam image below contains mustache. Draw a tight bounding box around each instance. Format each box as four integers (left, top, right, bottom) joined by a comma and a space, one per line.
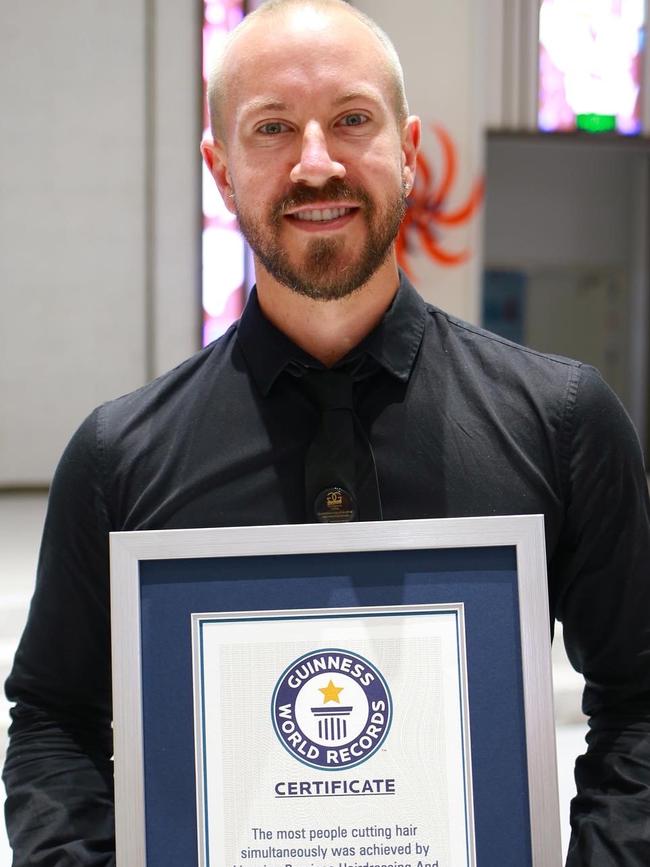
274, 180, 372, 216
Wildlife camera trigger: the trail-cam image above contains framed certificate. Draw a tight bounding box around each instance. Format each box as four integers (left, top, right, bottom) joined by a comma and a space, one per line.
110, 515, 562, 867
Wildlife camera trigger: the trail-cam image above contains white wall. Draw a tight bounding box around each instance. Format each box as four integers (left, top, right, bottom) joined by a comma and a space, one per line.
0, 1, 200, 486
485, 139, 638, 266
149, 1, 202, 377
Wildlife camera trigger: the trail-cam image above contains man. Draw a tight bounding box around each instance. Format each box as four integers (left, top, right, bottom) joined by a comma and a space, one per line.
4, 0, 650, 864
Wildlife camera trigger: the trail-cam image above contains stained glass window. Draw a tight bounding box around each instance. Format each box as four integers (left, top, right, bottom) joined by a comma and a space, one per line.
539, 0, 646, 135
202, 0, 246, 345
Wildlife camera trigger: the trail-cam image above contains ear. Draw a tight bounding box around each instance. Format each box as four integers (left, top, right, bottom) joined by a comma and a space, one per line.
400, 115, 421, 195
200, 138, 236, 215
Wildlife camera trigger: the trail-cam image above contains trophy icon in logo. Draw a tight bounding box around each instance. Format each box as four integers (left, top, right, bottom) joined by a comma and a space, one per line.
312, 679, 352, 740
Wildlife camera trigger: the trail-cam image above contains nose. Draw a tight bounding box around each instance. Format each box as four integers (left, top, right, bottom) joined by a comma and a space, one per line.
290, 121, 346, 187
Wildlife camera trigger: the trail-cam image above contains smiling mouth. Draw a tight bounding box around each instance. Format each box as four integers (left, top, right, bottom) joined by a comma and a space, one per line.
291, 206, 354, 222
286, 206, 358, 223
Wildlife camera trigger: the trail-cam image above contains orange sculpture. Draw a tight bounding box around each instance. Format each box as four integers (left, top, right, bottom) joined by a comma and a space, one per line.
396, 124, 484, 274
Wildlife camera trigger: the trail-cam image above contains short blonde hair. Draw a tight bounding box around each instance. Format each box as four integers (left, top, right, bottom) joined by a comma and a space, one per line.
207, 0, 408, 140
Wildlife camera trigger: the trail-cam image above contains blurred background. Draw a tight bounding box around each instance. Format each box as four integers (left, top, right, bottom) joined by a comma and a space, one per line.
1, 0, 649, 862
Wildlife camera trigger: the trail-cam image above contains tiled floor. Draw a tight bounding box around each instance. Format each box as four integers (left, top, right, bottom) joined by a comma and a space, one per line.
0, 493, 48, 866
0, 492, 587, 865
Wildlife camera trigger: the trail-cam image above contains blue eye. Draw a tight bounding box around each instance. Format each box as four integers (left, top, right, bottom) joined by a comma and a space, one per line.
258, 121, 289, 135
340, 114, 368, 127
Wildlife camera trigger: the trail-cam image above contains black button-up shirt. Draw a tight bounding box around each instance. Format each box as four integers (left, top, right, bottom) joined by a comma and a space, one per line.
4, 275, 650, 865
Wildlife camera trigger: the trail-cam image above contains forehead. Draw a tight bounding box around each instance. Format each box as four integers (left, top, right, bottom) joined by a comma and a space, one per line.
221, 8, 394, 133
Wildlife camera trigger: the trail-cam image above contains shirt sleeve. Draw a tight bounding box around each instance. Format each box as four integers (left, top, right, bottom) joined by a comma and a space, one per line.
2, 408, 116, 865
551, 365, 650, 866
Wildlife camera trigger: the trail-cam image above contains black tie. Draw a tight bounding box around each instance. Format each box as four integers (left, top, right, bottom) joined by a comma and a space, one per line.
302, 368, 382, 523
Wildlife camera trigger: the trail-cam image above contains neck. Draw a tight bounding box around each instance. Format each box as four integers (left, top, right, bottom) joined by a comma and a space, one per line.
254, 258, 400, 367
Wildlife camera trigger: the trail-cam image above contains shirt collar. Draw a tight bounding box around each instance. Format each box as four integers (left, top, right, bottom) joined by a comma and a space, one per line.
236, 271, 427, 396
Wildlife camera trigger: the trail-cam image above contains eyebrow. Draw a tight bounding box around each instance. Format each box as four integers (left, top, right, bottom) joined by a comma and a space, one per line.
239, 89, 383, 122
239, 98, 289, 121
331, 89, 382, 107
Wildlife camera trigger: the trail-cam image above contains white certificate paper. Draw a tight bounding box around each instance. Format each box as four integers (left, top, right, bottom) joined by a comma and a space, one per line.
192, 605, 475, 867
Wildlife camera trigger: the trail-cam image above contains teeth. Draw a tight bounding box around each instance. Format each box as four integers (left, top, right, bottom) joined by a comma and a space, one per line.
294, 207, 350, 222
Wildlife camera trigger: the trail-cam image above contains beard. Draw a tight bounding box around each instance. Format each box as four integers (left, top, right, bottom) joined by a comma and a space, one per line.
233, 178, 406, 301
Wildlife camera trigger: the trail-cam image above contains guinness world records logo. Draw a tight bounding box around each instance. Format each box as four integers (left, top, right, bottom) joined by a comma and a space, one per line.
271, 648, 392, 770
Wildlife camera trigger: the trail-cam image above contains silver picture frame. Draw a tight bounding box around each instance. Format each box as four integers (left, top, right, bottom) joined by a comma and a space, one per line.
110, 514, 562, 866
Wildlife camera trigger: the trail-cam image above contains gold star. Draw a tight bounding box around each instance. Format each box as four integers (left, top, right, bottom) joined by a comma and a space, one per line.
319, 679, 344, 704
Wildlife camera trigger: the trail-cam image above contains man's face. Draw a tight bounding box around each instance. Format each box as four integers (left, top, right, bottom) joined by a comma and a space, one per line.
205, 6, 418, 301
